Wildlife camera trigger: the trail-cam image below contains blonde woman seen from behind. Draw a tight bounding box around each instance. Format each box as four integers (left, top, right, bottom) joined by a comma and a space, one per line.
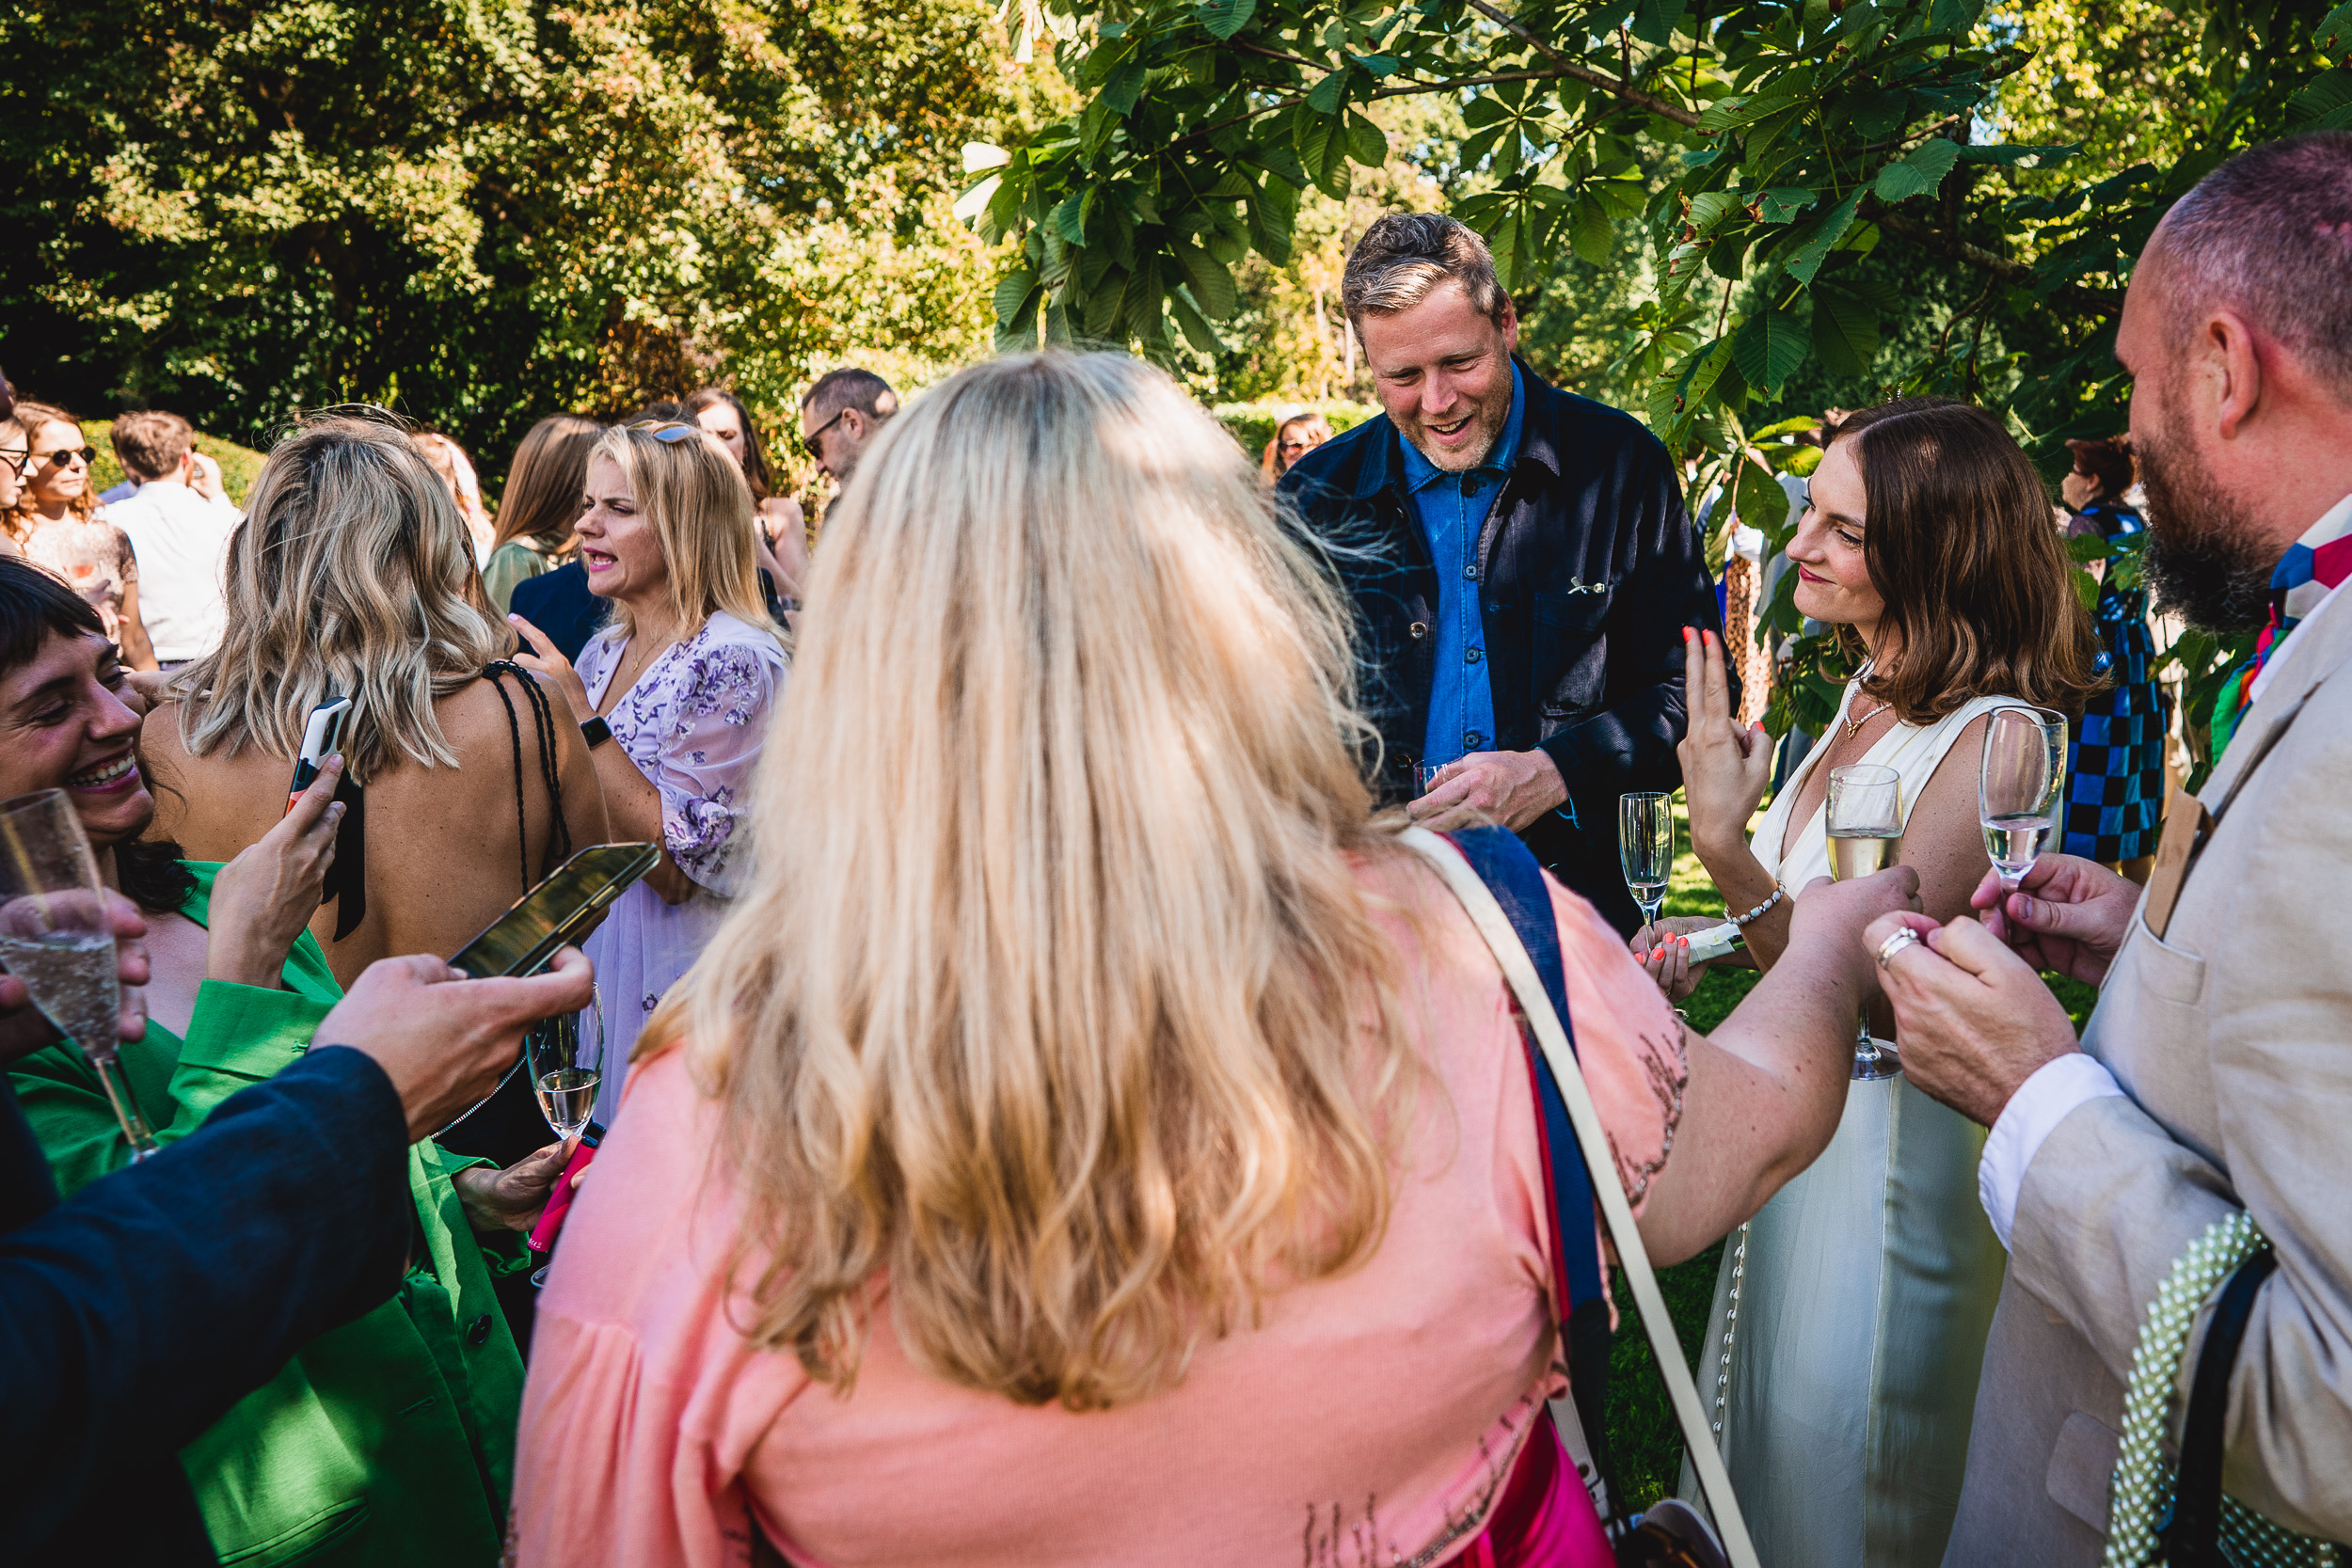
145, 414, 610, 997
509, 351, 1920, 1568
508, 422, 787, 1128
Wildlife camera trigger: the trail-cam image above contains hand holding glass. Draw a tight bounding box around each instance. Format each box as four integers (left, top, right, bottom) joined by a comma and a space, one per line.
1980, 706, 2067, 889
0, 790, 156, 1158
528, 986, 606, 1145
1618, 792, 1675, 930
1826, 764, 1903, 1081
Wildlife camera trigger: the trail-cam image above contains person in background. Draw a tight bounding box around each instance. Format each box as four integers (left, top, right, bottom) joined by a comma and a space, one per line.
2058, 434, 2165, 881
799, 366, 897, 488
4, 401, 156, 670
2, 557, 566, 1566
144, 413, 608, 1005
509, 422, 785, 1128
1279, 214, 1728, 935
0, 407, 26, 549
481, 414, 602, 615
100, 410, 241, 669
1259, 410, 1333, 481
411, 430, 499, 567
506, 349, 1922, 1568
683, 387, 810, 599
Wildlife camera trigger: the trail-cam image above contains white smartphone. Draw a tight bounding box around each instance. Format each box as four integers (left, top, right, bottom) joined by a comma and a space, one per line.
288, 695, 354, 812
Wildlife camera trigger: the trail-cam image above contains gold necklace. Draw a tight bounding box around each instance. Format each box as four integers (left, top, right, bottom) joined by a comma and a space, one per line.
1841, 696, 1889, 740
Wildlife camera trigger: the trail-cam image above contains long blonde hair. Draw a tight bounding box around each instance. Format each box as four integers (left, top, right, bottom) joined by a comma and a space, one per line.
174, 412, 506, 781
591, 423, 775, 641
656, 351, 1417, 1411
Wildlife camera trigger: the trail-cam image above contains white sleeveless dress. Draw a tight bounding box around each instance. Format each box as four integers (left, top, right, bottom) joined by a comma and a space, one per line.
1680, 680, 2012, 1567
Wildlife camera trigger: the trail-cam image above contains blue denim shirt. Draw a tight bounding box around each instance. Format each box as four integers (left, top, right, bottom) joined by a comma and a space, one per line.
1398, 361, 1525, 769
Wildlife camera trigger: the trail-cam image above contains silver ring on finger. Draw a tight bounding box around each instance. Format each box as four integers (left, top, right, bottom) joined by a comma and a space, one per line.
1875, 927, 1925, 970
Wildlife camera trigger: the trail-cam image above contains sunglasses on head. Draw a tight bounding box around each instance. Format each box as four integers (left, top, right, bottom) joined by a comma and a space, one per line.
38, 446, 97, 468
802, 408, 848, 459
644, 423, 701, 445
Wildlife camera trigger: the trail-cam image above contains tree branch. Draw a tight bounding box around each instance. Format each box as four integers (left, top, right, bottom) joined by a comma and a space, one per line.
1863, 200, 2122, 319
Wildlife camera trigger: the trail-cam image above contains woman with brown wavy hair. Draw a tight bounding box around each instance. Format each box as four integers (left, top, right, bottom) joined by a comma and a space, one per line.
1642, 396, 2101, 1568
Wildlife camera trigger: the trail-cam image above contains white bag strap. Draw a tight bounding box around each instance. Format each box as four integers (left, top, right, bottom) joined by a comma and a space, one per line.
1401, 827, 1762, 1568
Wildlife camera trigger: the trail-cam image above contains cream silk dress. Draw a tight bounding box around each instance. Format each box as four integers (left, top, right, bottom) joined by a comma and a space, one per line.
1681, 678, 2013, 1567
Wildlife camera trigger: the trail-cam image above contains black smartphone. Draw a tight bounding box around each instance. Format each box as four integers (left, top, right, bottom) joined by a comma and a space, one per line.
448, 843, 662, 978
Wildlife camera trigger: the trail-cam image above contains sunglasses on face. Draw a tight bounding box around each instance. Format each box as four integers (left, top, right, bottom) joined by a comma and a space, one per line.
802, 408, 848, 459
37, 447, 97, 469
0, 449, 27, 477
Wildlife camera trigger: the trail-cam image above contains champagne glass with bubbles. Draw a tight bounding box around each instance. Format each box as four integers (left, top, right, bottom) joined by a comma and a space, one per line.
0, 789, 156, 1158
1826, 764, 1904, 1081
525, 987, 605, 1286
1980, 706, 2068, 890
1618, 792, 1676, 932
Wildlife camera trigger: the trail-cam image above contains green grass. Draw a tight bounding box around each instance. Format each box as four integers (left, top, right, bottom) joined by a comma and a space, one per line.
1595, 799, 2099, 1507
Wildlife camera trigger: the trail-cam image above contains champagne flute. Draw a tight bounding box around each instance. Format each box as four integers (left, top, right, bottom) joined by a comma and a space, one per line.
0, 789, 156, 1159
1825, 764, 1904, 1082
1980, 705, 2068, 889
1618, 791, 1675, 931
525, 986, 605, 1286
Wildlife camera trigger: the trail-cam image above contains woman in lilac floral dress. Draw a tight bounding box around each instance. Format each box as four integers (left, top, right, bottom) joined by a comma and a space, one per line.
512, 421, 786, 1126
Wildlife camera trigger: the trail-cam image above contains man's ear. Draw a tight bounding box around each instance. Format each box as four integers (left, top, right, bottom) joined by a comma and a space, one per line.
840, 408, 867, 443
1497, 293, 1521, 360
2204, 309, 2265, 443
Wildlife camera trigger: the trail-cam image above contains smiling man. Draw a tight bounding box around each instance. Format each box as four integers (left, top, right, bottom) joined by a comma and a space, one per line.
1279, 214, 1731, 933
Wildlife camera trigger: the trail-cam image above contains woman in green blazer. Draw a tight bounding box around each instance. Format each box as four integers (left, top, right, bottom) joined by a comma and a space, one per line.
1, 563, 570, 1565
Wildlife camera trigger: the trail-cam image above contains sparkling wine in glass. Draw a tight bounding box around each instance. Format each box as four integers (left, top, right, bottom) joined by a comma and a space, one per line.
525, 986, 605, 1286
528, 986, 606, 1144
0, 789, 155, 1159
1618, 791, 1675, 931
1826, 764, 1903, 1082
1980, 706, 2068, 889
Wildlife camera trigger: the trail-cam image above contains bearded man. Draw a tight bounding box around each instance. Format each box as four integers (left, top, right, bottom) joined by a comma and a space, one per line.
1279, 214, 1730, 934
1863, 132, 2352, 1563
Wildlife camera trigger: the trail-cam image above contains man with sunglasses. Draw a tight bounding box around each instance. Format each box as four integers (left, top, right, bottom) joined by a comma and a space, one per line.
799, 367, 897, 487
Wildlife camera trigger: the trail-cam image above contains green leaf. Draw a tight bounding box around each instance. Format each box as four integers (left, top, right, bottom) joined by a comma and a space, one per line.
1346, 111, 1389, 167
1569, 192, 1613, 266
1785, 187, 1865, 285
992, 267, 1038, 324
1734, 457, 1789, 536
1809, 287, 1880, 379
1755, 186, 1817, 224
1463, 94, 1513, 129
1694, 95, 1752, 133
1051, 192, 1088, 247
1168, 284, 1223, 353
1631, 0, 1689, 46
1169, 239, 1238, 318
1101, 60, 1147, 116
1307, 69, 1351, 116
993, 282, 1042, 354
1686, 189, 1740, 236
1733, 307, 1807, 395
1874, 137, 1963, 202
1198, 0, 1257, 41
1248, 176, 1298, 264
2318, 1, 2352, 55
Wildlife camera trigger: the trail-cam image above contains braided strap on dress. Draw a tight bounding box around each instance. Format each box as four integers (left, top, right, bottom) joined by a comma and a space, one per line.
2104, 1212, 2338, 1568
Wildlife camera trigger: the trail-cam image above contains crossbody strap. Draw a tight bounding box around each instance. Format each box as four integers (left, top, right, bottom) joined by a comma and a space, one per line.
1402, 826, 1763, 1568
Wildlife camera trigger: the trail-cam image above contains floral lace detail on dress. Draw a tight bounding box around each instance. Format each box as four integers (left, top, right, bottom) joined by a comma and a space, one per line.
576, 611, 787, 896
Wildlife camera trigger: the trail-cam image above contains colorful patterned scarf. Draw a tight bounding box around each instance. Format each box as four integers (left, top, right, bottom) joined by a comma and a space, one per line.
2208, 496, 2352, 759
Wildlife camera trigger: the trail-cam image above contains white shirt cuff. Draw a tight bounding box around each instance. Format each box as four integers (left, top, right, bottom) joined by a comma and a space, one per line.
1977, 1052, 2124, 1250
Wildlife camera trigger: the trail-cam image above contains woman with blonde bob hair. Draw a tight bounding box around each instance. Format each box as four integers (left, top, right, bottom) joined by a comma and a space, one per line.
150, 412, 608, 992
510, 421, 787, 1126
511, 353, 1914, 1568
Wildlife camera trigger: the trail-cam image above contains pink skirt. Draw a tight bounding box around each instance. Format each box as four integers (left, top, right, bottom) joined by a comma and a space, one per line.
1456, 1414, 1614, 1568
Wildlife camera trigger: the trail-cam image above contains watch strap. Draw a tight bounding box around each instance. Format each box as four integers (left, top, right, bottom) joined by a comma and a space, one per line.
580, 716, 613, 750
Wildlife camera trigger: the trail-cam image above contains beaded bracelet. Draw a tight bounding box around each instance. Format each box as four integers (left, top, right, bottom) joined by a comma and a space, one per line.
1724, 883, 1786, 927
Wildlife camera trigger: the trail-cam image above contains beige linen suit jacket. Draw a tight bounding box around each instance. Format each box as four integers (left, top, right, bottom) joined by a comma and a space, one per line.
1942, 592, 2352, 1565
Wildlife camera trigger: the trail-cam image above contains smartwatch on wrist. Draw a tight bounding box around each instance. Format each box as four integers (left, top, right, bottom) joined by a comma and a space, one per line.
580, 716, 613, 751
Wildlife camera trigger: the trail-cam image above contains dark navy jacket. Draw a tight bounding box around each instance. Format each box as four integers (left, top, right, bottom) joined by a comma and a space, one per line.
1279, 368, 1733, 934
0, 1047, 414, 1565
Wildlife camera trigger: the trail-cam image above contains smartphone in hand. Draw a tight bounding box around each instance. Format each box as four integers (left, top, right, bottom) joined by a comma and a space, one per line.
288, 695, 354, 813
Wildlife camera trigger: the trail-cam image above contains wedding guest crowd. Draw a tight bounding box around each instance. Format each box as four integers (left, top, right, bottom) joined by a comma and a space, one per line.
7, 131, 2352, 1568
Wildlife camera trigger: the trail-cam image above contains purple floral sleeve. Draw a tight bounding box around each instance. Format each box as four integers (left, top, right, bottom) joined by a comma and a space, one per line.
584, 619, 787, 895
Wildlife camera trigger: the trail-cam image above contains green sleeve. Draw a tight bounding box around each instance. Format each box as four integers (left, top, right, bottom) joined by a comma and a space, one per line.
168, 981, 337, 1123
481, 542, 548, 615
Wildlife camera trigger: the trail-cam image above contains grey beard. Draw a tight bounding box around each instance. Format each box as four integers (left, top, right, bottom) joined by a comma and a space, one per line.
2137, 432, 2276, 634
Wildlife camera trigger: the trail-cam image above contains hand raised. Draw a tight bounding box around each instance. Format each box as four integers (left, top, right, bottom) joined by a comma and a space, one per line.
1865, 911, 2080, 1125
1967, 852, 2137, 987
206, 756, 344, 988
1677, 626, 1772, 858
506, 613, 594, 725
317, 947, 596, 1142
